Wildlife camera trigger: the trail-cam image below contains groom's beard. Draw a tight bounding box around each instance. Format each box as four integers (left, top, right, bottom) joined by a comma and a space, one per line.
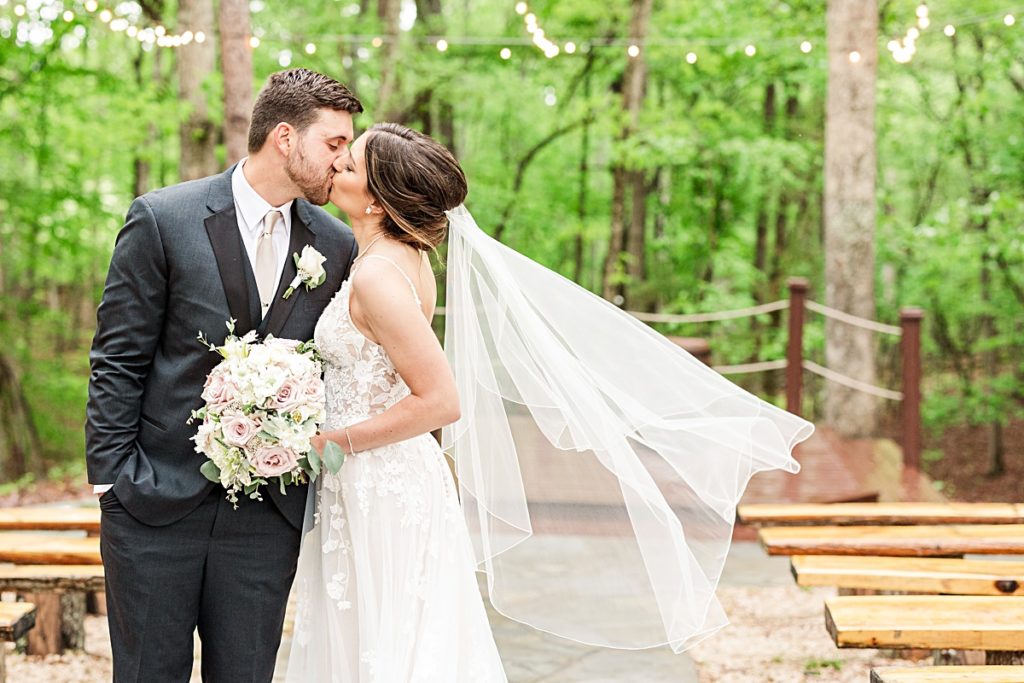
286, 145, 331, 206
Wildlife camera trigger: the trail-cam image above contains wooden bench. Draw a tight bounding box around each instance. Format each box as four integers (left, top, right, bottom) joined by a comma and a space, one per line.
0, 601, 36, 682
0, 508, 100, 534
825, 595, 1024, 664
760, 524, 1024, 557
0, 533, 101, 565
0, 534, 101, 655
870, 665, 1024, 682
739, 503, 1024, 527
792, 556, 1024, 596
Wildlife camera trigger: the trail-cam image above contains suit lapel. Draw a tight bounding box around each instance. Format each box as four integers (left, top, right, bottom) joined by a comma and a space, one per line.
258, 201, 318, 338
204, 169, 257, 335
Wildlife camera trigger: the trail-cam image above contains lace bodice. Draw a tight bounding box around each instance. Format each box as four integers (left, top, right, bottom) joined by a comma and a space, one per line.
313, 257, 422, 429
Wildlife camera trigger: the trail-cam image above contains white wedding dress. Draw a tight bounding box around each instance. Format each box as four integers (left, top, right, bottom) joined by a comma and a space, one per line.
284, 256, 508, 682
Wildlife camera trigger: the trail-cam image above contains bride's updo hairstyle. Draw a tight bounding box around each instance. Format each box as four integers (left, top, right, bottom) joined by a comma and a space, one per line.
363, 123, 467, 251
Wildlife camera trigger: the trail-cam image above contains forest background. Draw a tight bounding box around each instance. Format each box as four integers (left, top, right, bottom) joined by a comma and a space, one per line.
0, 0, 1021, 498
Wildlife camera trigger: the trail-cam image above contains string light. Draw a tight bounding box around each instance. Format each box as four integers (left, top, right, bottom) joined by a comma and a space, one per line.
2, 0, 1018, 60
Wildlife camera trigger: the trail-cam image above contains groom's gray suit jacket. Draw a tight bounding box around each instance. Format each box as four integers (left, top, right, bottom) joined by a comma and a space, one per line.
86, 164, 356, 529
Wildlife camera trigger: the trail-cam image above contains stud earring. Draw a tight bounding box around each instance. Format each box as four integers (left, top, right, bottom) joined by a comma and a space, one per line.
365, 206, 372, 215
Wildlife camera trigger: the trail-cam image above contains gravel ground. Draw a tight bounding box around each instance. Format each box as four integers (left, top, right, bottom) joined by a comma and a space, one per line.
689, 584, 917, 683
4, 583, 923, 683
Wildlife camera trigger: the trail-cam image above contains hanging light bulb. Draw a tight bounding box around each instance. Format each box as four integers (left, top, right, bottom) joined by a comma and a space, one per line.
744, 44, 756, 56
943, 24, 956, 37
627, 44, 640, 57
564, 41, 576, 54
1004, 14, 1016, 26
800, 40, 812, 53
371, 36, 383, 47
515, 2, 527, 15
500, 47, 511, 59
686, 51, 697, 64
436, 38, 448, 51
305, 42, 316, 54
849, 50, 861, 63
249, 35, 259, 47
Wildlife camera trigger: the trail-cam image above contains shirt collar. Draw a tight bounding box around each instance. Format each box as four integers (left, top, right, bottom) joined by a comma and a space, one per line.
231, 158, 294, 236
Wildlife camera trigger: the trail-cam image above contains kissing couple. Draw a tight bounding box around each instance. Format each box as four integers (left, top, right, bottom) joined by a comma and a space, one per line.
86, 68, 812, 682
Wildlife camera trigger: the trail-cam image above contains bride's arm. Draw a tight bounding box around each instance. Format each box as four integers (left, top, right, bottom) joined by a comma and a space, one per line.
313, 262, 458, 455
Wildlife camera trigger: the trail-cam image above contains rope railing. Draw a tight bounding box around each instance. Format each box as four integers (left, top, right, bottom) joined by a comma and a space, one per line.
802, 360, 904, 401
627, 299, 789, 324
805, 300, 903, 336
433, 277, 925, 472
712, 359, 788, 375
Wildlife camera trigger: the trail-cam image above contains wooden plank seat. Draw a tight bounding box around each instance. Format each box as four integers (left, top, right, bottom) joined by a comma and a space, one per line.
871, 666, 1024, 682
739, 503, 1024, 527
0, 565, 105, 593
760, 524, 1024, 557
0, 534, 101, 566
0, 601, 37, 682
792, 556, 1024, 596
0, 508, 100, 534
825, 595, 1024, 663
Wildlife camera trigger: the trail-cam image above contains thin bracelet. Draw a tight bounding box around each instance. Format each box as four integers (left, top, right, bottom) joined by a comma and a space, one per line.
344, 426, 356, 455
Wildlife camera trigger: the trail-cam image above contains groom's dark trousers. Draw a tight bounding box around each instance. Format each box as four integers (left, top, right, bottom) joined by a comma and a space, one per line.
86, 166, 356, 682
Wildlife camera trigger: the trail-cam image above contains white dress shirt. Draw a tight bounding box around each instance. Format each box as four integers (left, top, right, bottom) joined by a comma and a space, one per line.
95, 160, 295, 495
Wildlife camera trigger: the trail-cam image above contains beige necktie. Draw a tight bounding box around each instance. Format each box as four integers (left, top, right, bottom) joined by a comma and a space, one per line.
255, 210, 282, 316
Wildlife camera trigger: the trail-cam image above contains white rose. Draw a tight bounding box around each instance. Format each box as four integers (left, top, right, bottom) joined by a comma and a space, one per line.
296, 245, 327, 281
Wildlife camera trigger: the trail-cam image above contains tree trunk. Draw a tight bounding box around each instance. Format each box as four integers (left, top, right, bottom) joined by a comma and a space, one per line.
602, 0, 652, 304
219, 0, 253, 165
823, 0, 879, 436
176, 0, 218, 181
0, 353, 44, 479
377, 0, 402, 121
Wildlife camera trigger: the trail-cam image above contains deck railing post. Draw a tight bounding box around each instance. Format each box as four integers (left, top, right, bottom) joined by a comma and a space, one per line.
900, 307, 924, 473
786, 278, 809, 416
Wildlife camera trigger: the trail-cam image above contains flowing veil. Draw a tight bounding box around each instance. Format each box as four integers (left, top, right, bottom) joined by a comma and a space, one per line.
441, 205, 813, 653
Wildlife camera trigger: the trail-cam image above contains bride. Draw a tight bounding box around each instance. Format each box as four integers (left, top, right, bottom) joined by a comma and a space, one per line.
285, 123, 813, 681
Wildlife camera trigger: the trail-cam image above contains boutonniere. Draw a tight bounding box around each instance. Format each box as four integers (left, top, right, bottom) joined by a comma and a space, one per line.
283, 245, 327, 299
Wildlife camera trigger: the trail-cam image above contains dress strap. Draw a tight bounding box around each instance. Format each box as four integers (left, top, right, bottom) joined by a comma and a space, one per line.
356, 254, 422, 307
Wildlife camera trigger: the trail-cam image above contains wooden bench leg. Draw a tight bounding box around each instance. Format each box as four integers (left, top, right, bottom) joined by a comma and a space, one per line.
60, 592, 86, 651
87, 591, 106, 616
0, 642, 6, 683
987, 650, 1024, 664
25, 592, 61, 655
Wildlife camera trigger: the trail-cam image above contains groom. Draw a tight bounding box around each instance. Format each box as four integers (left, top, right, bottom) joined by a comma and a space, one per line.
86, 69, 362, 682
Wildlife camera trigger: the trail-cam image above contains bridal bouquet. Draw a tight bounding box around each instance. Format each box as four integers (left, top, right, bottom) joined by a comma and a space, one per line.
188, 320, 346, 507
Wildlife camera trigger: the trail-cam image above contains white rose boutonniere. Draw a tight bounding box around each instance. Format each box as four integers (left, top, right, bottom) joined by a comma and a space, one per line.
284, 246, 327, 299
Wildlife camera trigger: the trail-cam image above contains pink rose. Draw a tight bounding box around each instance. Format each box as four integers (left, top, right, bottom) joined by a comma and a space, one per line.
303, 378, 325, 404
221, 414, 259, 447
270, 378, 303, 411
251, 446, 298, 478
202, 371, 239, 407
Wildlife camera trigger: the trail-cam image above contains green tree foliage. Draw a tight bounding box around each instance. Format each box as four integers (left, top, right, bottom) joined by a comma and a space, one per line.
0, 0, 1020, 475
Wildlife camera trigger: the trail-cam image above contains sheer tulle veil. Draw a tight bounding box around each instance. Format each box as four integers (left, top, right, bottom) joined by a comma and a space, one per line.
441, 204, 812, 653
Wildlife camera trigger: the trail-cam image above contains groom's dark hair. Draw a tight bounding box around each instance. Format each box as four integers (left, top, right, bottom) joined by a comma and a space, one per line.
248, 69, 363, 153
